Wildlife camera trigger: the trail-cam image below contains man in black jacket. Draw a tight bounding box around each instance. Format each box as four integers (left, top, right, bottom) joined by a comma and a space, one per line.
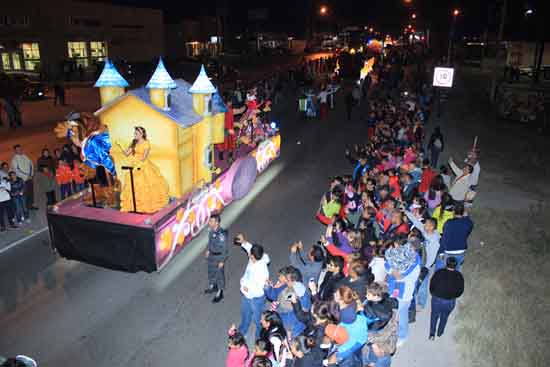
315, 255, 346, 302
429, 256, 464, 339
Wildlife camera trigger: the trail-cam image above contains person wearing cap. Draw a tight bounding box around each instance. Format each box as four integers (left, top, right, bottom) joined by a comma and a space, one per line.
429, 256, 464, 339
325, 322, 364, 367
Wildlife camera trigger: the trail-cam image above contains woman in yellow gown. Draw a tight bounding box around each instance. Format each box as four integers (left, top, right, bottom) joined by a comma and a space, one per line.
118, 126, 169, 213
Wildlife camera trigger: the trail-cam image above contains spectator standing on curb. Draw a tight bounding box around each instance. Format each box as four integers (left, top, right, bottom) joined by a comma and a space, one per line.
437, 203, 473, 272
0, 176, 16, 231
404, 211, 440, 310
235, 233, 270, 339
204, 214, 228, 303
8, 171, 27, 224
427, 127, 444, 168
384, 242, 420, 346
10, 145, 36, 211
33, 165, 56, 209
429, 257, 464, 339
56, 159, 73, 200
37, 148, 56, 175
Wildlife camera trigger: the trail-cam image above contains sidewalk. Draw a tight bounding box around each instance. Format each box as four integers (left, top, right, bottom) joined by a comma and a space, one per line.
0, 210, 49, 253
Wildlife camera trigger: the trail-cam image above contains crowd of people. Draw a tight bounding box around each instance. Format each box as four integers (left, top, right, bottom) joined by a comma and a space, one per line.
216, 48, 478, 367
0, 143, 86, 231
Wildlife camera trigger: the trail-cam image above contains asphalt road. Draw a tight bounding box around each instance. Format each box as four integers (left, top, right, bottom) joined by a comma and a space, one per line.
0, 74, 461, 366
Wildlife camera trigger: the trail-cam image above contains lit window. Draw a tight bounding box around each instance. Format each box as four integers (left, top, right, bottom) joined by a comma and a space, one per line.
1, 53, 11, 70
90, 41, 107, 61
67, 41, 88, 67
11, 54, 22, 70
21, 43, 40, 71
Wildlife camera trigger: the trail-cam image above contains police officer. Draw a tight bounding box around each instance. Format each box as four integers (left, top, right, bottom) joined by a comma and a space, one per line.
204, 214, 228, 303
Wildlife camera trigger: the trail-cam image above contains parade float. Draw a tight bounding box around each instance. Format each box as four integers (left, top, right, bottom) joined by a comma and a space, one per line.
47, 59, 281, 273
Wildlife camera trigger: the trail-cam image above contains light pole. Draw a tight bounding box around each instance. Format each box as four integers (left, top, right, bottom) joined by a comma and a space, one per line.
447, 9, 460, 65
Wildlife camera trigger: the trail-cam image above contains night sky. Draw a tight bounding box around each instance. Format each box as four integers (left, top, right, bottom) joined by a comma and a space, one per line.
101, 0, 545, 39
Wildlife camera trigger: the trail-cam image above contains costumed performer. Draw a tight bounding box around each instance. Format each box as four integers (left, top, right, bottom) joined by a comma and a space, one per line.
62, 112, 116, 183
216, 96, 246, 162
117, 126, 169, 213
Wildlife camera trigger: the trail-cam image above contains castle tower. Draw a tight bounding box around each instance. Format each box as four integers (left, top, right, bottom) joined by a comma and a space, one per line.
94, 58, 129, 106
146, 57, 177, 110
188, 65, 217, 116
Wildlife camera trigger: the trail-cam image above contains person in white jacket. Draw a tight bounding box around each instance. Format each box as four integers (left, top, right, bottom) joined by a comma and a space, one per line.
0, 178, 15, 231
235, 233, 270, 339
448, 157, 474, 203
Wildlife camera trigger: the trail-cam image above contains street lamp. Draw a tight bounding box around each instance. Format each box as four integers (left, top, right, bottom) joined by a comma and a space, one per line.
448, 9, 461, 65
411, 13, 417, 19
320, 5, 328, 15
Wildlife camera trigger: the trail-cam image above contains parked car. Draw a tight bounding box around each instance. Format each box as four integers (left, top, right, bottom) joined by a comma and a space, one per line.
0, 72, 48, 100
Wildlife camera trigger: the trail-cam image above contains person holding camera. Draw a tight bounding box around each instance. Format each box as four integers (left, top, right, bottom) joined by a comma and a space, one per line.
234, 233, 270, 339
289, 241, 325, 286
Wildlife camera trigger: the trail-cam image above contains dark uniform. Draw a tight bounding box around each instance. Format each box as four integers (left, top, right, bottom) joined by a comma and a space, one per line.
207, 226, 228, 291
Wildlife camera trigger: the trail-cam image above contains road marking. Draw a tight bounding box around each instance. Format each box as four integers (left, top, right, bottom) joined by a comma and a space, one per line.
0, 227, 48, 255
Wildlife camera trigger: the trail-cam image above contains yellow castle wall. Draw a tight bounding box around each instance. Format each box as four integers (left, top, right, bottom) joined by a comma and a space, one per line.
97, 95, 182, 198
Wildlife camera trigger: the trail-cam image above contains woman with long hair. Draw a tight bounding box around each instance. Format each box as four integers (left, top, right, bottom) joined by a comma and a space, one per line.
118, 126, 169, 213
259, 310, 288, 365
431, 192, 454, 234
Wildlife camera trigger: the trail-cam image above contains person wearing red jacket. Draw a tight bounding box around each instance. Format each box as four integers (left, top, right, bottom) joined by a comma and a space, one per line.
217, 98, 246, 162
418, 159, 436, 194
55, 159, 73, 200
71, 158, 86, 192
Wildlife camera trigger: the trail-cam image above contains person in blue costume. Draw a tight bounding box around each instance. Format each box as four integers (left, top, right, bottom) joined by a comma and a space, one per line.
64, 112, 116, 187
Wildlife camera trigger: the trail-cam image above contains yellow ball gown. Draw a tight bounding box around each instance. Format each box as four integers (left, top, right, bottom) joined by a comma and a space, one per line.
120, 140, 169, 213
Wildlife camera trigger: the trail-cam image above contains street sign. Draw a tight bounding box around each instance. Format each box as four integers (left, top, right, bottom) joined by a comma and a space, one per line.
433, 67, 455, 88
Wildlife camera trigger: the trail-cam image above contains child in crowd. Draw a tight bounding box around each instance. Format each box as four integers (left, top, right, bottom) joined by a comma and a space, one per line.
226, 326, 249, 367
56, 159, 73, 200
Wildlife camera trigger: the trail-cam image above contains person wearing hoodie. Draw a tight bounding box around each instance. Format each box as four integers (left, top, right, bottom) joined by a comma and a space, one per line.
289, 241, 325, 285
235, 233, 270, 339
265, 266, 311, 338
361, 282, 398, 367
384, 242, 420, 345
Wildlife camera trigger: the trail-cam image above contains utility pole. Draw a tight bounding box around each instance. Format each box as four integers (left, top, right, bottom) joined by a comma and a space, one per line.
490, 0, 507, 102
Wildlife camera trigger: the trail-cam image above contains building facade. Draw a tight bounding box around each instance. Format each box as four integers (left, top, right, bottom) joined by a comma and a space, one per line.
165, 17, 221, 61
0, 0, 163, 79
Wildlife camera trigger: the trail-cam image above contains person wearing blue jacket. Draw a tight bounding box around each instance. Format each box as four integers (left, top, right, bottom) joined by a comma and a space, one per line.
436, 203, 473, 272
265, 266, 311, 338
